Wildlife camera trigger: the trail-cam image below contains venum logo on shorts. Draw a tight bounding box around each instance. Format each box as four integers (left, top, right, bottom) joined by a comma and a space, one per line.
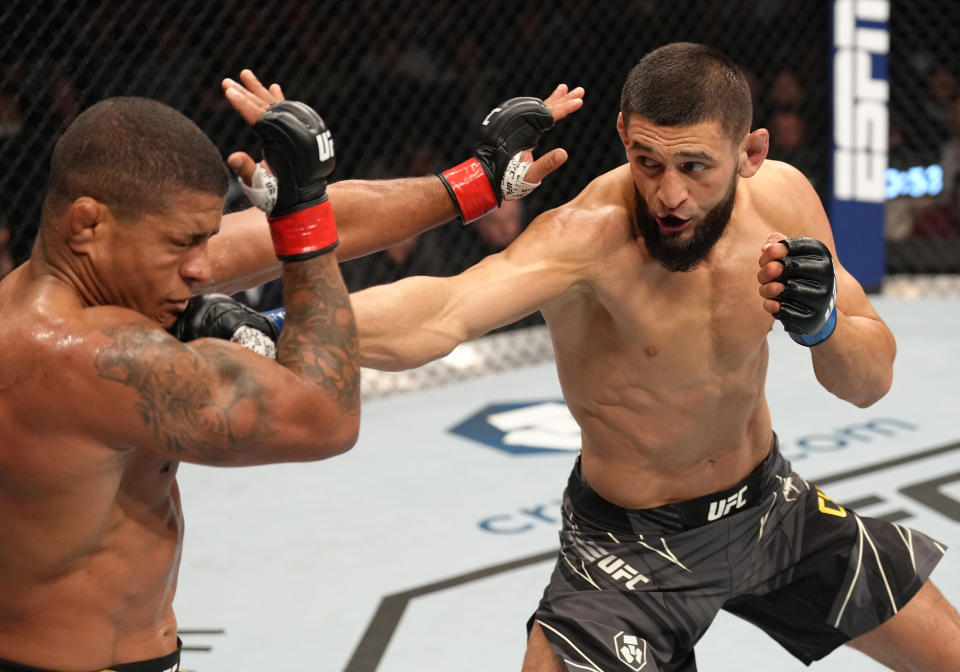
614, 631, 648, 670
706, 484, 748, 521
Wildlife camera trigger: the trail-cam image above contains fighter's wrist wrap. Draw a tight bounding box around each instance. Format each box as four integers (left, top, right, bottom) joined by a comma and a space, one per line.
268, 200, 338, 260
773, 237, 838, 347
253, 100, 338, 261
501, 152, 541, 200
240, 165, 278, 213
439, 158, 498, 224
440, 96, 554, 225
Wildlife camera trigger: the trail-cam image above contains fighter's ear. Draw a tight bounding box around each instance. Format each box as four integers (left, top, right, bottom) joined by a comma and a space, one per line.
617, 112, 629, 148
738, 128, 769, 178
63, 197, 110, 254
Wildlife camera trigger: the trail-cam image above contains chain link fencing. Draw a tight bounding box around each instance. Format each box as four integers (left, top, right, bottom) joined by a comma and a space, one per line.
0, 1, 955, 395
887, 0, 960, 275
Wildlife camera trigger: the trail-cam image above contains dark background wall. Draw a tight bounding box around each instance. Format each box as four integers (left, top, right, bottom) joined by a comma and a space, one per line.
0, 1, 956, 285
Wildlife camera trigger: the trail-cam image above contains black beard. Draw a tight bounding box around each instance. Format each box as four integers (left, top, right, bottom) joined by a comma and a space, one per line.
634, 174, 738, 272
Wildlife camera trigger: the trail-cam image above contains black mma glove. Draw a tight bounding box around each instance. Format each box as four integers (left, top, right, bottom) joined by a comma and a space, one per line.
173, 294, 280, 359
252, 101, 337, 260
439, 97, 555, 224
773, 237, 838, 347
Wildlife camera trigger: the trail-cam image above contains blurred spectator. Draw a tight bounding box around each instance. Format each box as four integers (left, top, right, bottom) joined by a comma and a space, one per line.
767, 109, 823, 190
0, 90, 22, 140
340, 234, 435, 291
911, 174, 960, 239
768, 68, 805, 110
0, 221, 17, 279
924, 65, 958, 144
938, 98, 960, 206
472, 199, 524, 253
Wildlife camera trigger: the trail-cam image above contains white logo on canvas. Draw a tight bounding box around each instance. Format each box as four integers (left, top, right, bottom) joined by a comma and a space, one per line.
485, 402, 581, 451
316, 129, 335, 161
614, 631, 648, 671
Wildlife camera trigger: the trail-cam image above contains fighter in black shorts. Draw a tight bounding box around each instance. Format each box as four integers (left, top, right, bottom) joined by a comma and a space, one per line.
529, 436, 945, 670
349, 42, 960, 670
0, 641, 180, 672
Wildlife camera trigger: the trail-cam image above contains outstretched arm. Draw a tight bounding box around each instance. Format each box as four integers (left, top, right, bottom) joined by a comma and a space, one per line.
757, 167, 895, 407
203, 71, 584, 295
352, 207, 596, 371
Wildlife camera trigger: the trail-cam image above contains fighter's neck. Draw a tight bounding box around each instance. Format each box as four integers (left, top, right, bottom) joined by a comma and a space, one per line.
26, 246, 108, 310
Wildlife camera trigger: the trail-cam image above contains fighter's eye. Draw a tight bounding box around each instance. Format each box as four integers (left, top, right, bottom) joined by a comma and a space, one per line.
637, 156, 660, 169
681, 161, 707, 173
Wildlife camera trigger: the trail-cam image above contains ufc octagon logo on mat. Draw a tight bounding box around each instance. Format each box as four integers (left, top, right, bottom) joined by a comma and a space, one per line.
448, 399, 580, 455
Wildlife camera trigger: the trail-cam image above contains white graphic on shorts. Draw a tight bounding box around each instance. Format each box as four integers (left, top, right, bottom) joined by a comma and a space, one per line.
597, 554, 650, 589
614, 631, 648, 670
707, 484, 749, 521
566, 536, 650, 589
636, 535, 691, 573
778, 474, 805, 502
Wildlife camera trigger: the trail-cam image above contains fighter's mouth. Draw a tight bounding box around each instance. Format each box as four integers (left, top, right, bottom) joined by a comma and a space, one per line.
168, 299, 190, 314
657, 215, 690, 231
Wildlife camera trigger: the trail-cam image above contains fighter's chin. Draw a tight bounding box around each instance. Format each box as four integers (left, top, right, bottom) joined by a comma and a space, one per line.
157, 308, 184, 331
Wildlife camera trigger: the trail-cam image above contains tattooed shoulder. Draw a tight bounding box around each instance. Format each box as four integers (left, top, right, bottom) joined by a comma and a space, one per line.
93, 323, 270, 463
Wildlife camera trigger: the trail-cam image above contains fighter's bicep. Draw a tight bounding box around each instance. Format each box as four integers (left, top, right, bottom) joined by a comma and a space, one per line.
82, 323, 338, 465
455, 225, 590, 336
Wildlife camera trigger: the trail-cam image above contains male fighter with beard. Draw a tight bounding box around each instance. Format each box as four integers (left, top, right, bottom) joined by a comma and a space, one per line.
350, 42, 960, 671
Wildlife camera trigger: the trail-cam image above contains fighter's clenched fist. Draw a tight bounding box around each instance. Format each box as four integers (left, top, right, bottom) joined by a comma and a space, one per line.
758, 233, 837, 346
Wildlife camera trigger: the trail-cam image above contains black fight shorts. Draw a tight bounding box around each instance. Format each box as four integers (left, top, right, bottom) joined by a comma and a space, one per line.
0, 639, 181, 672
529, 437, 946, 671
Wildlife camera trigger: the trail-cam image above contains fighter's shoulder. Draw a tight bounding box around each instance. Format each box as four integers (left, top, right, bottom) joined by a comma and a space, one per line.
525, 165, 634, 250
746, 159, 825, 225
26, 305, 173, 363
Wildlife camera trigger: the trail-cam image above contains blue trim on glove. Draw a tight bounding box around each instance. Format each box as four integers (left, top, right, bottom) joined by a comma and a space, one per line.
263, 308, 286, 332
789, 306, 837, 347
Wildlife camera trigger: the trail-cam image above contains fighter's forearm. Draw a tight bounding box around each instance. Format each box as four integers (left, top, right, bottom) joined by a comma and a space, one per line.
330, 177, 458, 260
810, 313, 896, 408
352, 275, 467, 372
202, 176, 457, 295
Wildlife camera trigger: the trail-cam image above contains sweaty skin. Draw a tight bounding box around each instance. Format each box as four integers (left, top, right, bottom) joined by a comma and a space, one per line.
353, 116, 895, 510
0, 188, 359, 668
0, 73, 584, 669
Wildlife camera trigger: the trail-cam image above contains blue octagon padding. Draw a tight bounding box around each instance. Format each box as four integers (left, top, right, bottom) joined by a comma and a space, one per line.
447, 399, 579, 456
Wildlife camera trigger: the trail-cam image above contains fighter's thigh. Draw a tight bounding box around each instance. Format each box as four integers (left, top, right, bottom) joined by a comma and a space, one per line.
846, 580, 960, 671
522, 622, 564, 672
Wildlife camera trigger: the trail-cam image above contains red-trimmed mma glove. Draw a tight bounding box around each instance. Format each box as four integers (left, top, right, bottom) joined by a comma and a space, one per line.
773, 237, 838, 347
439, 97, 555, 224
173, 294, 280, 359
250, 101, 338, 260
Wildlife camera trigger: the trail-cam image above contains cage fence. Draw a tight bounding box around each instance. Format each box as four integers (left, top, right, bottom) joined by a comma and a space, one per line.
1, 1, 956, 396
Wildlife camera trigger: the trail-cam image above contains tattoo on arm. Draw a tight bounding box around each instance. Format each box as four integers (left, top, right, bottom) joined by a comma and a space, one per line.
93, 259, 358, 462
95, 325, 271, 463
279, 257, 360, 415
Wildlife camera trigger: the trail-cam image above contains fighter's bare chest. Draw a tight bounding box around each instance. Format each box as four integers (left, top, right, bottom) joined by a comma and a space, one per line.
588, 250, 774, 373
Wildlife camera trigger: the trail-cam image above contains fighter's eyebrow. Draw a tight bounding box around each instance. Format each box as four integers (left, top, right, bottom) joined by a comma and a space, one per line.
629, 141, 714, 162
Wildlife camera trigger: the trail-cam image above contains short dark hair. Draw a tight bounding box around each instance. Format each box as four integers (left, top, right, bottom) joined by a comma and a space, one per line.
42, 97, 229, 225
620, 42, 753, 141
